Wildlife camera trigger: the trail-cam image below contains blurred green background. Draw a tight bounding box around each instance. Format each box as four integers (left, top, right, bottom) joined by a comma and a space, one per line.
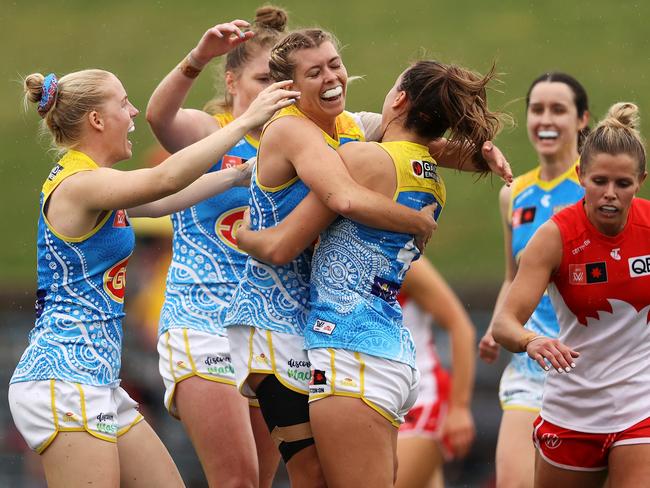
2, 0, 650, 292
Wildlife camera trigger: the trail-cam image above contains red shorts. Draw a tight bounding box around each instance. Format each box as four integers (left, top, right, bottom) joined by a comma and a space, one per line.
400, 366, 453, 458
533, 415, 650, 471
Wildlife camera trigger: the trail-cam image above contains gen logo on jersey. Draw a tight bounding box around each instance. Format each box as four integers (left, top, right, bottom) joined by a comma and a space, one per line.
215, 206, 247, 252
103, 255, 130, 302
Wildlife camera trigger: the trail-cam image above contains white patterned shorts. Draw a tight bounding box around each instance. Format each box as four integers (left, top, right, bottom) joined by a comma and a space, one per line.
499, 362, 544, 412
8, 380, 143, 453
158, 327, 252, 417
307, 348, 419, 427
227, 325, 311, 397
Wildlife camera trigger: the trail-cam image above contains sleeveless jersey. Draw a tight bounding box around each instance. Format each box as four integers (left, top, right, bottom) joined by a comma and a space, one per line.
542, 198, 650, 433
399, 293, 443, 408
509, 162, 584, 378
11, 150, 135, 387
159, 113, 255, 337
224, 105, 366, 335
305, 141, 446, 367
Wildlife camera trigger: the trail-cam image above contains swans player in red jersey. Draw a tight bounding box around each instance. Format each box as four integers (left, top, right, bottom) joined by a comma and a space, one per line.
493, 102, 650, 487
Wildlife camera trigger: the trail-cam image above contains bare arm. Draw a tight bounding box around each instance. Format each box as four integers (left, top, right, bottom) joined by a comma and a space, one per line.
236, 191, 336, 265
479, 184, 515, 363
69, 82, 299, 212
263, 118, 437, 242
401, 258, 476, 457
128, 161, 251, 218
492, 222, 579, 372
430, 138, 513, 185
146, 20, 253, 153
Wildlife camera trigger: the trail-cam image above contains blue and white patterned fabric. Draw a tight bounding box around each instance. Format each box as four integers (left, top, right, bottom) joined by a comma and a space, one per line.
11, 150, 135, 387
508, 161, 584, 378
305, 141, 446, 368
224, 105, 366, 336
159, 113, 256, 337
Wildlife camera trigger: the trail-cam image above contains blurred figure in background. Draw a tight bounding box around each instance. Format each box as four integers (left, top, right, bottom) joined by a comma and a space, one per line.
479, 72, 590, 488
146, 8, 289, 488
396, 257, 476, 488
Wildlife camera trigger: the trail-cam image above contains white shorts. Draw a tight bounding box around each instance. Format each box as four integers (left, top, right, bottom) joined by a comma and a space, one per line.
158, 328, 238, 418
499, 362, 544, 412
227, 325, 311, 397
8, 380, 143, 453
307, 348, 419, 427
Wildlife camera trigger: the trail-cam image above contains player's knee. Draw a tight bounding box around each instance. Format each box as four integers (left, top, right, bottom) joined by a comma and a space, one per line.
255, 375, 315, 464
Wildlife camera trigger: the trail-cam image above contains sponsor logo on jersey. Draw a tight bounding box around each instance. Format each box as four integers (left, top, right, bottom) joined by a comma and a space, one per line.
540, 194, 551, 208
313, 318, 336, 335
541, 433, 562, 449
222, 155, 246, 169
47, 164, 64, 181
571, 239, 591, 255
411, 159, 439, 181
512, 206, 536, 227
311, 369, 327, 386
629, 254, 650, 278
569, 262, 607, 285
103, 255, 130, 302
112, 209, 130, 228
371, 276, 399, 304
215, 206, 246, 253
610, 248, 621, 261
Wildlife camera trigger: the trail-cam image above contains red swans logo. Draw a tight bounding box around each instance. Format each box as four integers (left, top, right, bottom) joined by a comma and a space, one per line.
215, 206, 247, 253
103, 255, 130, 303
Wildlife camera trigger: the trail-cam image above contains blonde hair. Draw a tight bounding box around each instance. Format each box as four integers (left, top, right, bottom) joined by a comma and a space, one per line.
580, 102, 646, 175
203, 5, 288, 115
24, 69, 114, 151
268, 28, 339, 82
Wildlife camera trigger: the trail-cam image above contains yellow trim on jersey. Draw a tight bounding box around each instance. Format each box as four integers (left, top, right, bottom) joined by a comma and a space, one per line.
255, 105, 365, 192
510, 159, 580, 205
213, 112, 260, 148
374, 141, 446, 206
41, 150, 115, 243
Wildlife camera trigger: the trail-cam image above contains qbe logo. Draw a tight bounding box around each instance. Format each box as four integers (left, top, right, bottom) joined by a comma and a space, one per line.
629, 254, 650, 278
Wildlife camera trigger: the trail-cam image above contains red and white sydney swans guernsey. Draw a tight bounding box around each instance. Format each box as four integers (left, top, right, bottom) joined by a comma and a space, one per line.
543, 198, 650, 433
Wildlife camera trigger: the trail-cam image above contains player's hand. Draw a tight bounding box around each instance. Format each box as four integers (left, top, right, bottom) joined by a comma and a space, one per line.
478, 328, 500, 364
482, 141, 513, 186
442, 405, 475, 458
192, 20, 255, 65
239, 80, 300, 129
526, 336, 579, 373
232, 158, 254, 187
414, 203, 438, 252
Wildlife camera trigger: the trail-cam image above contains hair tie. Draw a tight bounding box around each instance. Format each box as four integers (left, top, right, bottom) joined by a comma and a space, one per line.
37, 73, 58, 118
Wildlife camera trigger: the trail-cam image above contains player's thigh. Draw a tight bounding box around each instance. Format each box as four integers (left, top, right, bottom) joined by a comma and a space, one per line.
608, 443, 650, 488
534, 451, 606, 488
118, 420, 184, 488
41, 431, 120, 488
249, 404, 281, 488
395, 436, 442, 488
496, 409, 539, 488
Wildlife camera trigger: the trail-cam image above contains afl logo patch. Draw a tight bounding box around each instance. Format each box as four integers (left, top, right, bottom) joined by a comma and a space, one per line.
215, 206, 246, 252
103, 255, 130, 302
113, 210, 130, 228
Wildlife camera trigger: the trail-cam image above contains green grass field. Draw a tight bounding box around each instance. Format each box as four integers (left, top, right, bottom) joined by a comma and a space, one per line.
2, 0, 649, 291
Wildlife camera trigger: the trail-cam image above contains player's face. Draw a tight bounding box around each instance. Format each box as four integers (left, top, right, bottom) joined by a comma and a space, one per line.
228, 48, 272, 117
579, 152, 646, 236
291, 41, 347, 125
527, 82, 587, 160
98, 74, 139, 163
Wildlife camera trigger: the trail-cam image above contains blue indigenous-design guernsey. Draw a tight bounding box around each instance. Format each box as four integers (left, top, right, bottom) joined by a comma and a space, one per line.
224, 105, 366, 336
159, 113, 255, 337
305, 141, 446, 368
509, 161, 584, 378
11, 150, 135, 387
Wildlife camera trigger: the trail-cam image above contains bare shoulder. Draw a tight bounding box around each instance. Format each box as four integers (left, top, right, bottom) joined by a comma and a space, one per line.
524, 220, 563, 270
338, 141, 388, 167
